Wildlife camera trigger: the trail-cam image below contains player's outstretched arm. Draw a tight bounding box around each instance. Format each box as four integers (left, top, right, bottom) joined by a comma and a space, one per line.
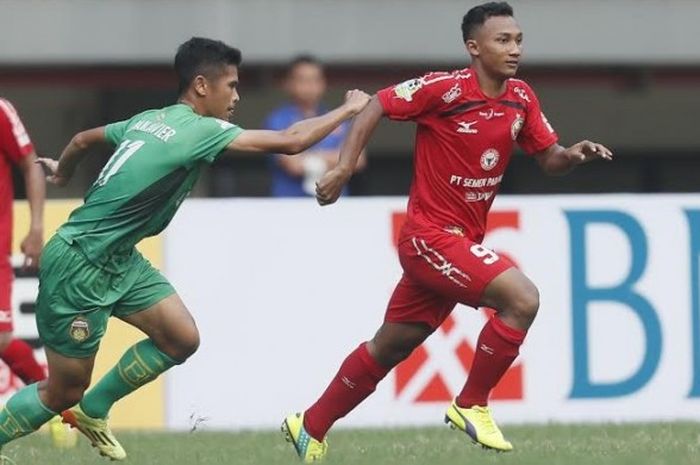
316, 95, 383, 206
17, 150, 45, 270
534, 140, 613, 176
226, 90, 370, 155
36, 127, 108, 186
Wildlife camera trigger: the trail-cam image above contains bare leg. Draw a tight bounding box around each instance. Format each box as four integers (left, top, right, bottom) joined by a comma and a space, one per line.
79, 293, 199, 420
0, 347, 93, 446
480, 268, 540, 331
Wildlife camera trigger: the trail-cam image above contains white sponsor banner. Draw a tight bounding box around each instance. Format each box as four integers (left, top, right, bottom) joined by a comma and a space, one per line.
164, 195, 700, 430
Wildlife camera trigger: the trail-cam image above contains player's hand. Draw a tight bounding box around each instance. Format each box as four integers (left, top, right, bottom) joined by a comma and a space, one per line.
343, 90, 371, 116
566, 140, 613, 165
20, 229, 43, 271
316, 166, 352, 206
36, 157, 70, 186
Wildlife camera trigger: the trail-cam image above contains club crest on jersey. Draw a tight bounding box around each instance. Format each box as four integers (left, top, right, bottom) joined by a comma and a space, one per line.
393, 78, 423, 102
511, 114, 524, 140
480, 149, 500, 171
69, 316, 90, 343
441, 84, 462, 104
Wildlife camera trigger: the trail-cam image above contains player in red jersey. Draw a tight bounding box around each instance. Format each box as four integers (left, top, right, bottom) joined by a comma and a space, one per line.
283, 2, 612, 461
0, 98, 74, 446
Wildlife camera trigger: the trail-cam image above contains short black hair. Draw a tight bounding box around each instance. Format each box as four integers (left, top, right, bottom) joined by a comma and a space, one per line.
461, 2, 514, 42
174, 37, 242, 94
286, 54, 324, 76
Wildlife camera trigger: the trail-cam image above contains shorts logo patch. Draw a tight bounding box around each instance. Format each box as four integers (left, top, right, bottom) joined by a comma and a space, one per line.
69, 316, 90, 343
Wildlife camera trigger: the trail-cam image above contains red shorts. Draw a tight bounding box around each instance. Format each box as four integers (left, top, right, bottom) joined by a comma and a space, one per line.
0, 256, 12, 332
385, 222, 514, 330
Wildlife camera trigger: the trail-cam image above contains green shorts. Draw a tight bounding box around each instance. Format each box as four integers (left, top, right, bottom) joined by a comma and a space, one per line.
36, 235, 175, 358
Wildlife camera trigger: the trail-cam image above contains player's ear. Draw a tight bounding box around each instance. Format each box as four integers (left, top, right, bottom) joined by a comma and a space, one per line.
466, 39, 479, 57
193, 75, 208, 97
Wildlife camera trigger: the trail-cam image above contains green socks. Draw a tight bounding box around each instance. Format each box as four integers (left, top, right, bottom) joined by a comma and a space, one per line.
0, 339, 178, 446
0, 383, 56, 445
81, 339, 178, 419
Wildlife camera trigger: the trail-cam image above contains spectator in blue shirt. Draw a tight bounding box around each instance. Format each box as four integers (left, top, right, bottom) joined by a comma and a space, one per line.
265, 55, 366, 197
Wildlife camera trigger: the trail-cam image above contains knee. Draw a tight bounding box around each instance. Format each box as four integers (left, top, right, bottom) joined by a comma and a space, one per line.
507, 284, 540, 324
370, 339, 417, 368
43, 381, 88, 412
164, 326, 200, 363
178, 327, 200, 361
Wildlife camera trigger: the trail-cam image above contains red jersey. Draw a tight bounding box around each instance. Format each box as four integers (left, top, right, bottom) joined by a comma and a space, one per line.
0, 98, 34, 254
377, 68, 558, 242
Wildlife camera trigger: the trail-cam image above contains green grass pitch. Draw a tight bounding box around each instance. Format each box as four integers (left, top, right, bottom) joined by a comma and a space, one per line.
4, 423, 699, 465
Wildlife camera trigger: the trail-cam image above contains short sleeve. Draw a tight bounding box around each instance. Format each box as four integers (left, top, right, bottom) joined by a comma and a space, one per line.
516, 83, 559, 155
0, 99, 34, 163
194, 118, 244, 163
104, 120, 131, 146
377, 72, 457, 122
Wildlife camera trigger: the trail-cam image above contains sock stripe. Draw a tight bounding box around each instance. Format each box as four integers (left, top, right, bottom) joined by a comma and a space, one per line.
81, 339, 177, 419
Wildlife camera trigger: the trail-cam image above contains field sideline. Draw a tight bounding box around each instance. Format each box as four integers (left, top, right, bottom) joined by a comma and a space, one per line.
3, 422, 698, 465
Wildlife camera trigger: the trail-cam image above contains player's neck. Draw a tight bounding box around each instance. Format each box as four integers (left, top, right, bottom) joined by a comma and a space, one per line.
177, 96, 206, 116
472, 65, 508, 99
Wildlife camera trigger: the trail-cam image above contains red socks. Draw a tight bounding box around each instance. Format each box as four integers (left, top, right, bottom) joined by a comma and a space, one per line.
304, 343, 390, 441
303, 318, 525, 440
456, 316, 526, 408
0, 339, 46, 385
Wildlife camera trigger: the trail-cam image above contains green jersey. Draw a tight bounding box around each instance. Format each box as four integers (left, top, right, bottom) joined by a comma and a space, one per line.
58, 103, 243, 272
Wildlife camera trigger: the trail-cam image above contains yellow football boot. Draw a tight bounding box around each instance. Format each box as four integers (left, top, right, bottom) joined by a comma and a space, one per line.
281, 412, 328, 463
48, 415, 77, 449
61, 405, 126, 460
445, 401, 513, 451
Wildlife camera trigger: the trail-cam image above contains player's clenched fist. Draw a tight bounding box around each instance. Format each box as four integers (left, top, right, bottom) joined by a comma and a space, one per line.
36, 157, 71, 187
343, 90, 371, 115
316, 166, 351, 206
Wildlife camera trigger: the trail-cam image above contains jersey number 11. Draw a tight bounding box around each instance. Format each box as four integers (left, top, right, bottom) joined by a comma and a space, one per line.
95, 139, 146, 187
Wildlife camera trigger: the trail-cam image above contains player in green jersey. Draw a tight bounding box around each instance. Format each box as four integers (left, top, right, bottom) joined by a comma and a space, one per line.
0, 37, 369, 461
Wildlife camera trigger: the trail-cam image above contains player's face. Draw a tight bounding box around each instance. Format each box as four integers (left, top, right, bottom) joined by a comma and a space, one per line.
207, 65, 240, 120
286, 63, 326, 108
469, 16, 523, 79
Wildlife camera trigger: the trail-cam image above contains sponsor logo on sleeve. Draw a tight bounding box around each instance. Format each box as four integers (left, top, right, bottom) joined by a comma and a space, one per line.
393, 78, 424, 102
514, 86, 531, 103
511, 114, 525, 140
441, 83, 462, 104
216, 119, 234, 130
